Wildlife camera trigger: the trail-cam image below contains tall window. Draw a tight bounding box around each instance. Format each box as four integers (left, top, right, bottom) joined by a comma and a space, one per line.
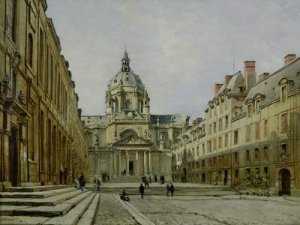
207, 140, 212, 153
218, 136, 222, 149
255, 99, 261, 113
39, 29, 44, 85
247, 104, 252, 117
281, 113, 288, 133
246, 125, 251, 142
213, 139, 216, 151
255, 122, 260, 140
125, 100, 130, 109
263, 146, 268, 159
254, 148, 259, 159
219, 118, 222, 131
246, 150, 250, 161
27, 33, 34, 67
224, 133, 228, 147
6, 0, 17, 41
233, 130, 238, 145
234, 152, 239, 162
281, 85, 287, 102
264, 120, 268, 138
225, 115, 229, 129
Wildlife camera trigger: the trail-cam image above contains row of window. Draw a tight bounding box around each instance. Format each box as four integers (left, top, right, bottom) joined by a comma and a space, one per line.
207, 98, 230, 119
6, 0, 69, 120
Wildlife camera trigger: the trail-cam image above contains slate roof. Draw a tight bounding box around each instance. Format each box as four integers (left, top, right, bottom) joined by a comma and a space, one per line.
217, 71, 245, 96
108, 70, 145, 90
150, 114, 189, 126
245, 57, 300, 106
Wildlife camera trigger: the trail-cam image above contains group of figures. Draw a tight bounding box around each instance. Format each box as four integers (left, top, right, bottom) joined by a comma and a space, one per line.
120, 183, 175, 201
74, 172, 86, 191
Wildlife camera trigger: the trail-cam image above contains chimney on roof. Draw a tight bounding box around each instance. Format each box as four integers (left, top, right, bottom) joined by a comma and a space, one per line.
258, 72, 269, 83
224, 75, 233, 84
284, 54, 296, 65
214, 83, 223, 96
244, 61, 256, 92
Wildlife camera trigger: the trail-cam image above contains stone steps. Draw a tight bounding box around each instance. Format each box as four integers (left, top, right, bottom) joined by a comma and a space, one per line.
4, 185, 68, 192
0, 186, 100, 225
0, 187, 75, 199
0, 189, 82, 206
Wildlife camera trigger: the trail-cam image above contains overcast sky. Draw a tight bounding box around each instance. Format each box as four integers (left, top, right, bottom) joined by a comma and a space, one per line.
46, 0, 300, 121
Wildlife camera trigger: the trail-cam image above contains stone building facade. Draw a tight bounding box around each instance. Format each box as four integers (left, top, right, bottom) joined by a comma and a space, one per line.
172, 54, 300, 196
82, 51, 189, 182
0, 0, 88, 190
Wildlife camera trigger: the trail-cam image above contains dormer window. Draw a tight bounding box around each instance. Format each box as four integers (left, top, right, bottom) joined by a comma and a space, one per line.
255, 99, 261, 113
247, 104, 252, 117
281, 85, 287, 103
278, 78, 294, 103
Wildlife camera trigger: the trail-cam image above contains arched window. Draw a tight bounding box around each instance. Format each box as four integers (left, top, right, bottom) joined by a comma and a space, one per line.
125, 100, 130, 109
27, 33, 33, 67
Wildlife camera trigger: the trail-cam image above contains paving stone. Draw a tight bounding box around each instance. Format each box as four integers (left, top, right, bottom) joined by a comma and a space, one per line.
93, 193, 139, 225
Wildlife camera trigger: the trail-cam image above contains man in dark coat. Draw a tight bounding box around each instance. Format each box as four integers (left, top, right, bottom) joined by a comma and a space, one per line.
170, 183, 175, 197
78, 172, 85, 191
139, 183, 145, 199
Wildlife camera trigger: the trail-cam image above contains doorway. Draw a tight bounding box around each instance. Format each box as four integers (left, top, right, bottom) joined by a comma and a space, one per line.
129, 161, 134, 175
9, 127, 18, 187
224, 170, 228, 185
279, 168, 291, 196
201, 173, 206, 183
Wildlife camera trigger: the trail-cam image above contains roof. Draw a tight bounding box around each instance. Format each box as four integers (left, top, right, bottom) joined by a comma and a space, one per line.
245, 57, 300, 105
150, 114, 189, 126
217, 71, 245, 96
108, 70, 145, 91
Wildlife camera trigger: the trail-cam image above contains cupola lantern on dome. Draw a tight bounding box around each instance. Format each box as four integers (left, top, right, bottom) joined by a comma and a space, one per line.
121, 50, 130, 72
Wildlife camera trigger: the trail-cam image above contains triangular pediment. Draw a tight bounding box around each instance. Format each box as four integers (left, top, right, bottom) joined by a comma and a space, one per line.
113, 134, 153, 146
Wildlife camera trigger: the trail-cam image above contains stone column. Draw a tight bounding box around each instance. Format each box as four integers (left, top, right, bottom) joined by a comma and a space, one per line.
113, 150, 117, 177
148, 151, 152, 174
144, 151, 147, 174
126, 150, 129, 175
136, 151, 139, 175
118, 150, 122, 175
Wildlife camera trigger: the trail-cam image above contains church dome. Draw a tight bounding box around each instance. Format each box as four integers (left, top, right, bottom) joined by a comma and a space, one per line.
105, 50, 150, 115
108, 71, 145, 90
107, 50, 145, 91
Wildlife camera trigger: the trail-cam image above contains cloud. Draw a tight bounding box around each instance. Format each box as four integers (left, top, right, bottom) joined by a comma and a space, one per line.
47, 0, 300, 120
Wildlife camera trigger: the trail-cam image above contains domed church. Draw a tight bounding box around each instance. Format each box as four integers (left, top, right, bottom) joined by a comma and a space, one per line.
82, 51, 189, 182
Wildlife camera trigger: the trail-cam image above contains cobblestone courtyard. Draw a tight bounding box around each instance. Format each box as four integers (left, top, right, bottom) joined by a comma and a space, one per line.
94, 193, 300, 225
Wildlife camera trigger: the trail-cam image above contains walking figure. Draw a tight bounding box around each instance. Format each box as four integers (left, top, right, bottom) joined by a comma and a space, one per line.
78, 172, 86, 191
96, 177, 101, 192
139, 183, 145, 199
166, 183, 170, 197
169, 183, 175, 197
145, 179, 150, 188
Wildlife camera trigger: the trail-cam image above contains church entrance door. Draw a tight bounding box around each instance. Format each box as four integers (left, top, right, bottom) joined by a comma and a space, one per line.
129, 161, 134, 175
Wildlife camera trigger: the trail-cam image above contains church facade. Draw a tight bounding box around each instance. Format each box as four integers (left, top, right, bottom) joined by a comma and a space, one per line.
82, 51, 189, 182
